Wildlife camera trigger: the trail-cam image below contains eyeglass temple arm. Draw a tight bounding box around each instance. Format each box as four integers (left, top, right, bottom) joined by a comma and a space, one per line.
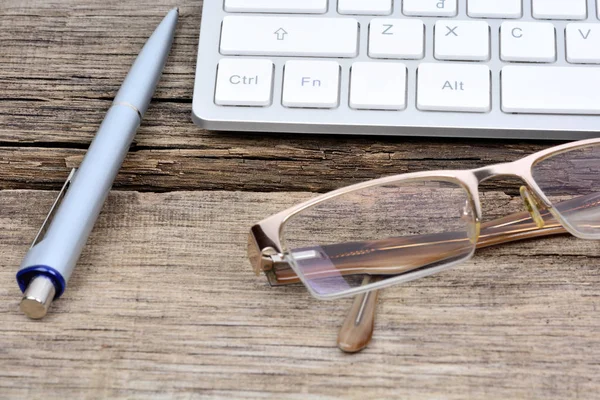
270, 189, 600, 284
319, 194, 589, 353
335, 191, 598, 353
337, 276, 381, 353
334, 207, 566, 353
269, 208, 566, 285
335, 208, 565, 353
261, 193, 592, 353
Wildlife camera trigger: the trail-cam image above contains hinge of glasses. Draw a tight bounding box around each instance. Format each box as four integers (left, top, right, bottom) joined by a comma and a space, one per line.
262, 253, 287, 272
255, 248, 286, 275
260, 249, 324, 274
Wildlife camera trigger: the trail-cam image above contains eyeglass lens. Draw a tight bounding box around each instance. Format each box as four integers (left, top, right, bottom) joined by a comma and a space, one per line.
281, 179, 478, 297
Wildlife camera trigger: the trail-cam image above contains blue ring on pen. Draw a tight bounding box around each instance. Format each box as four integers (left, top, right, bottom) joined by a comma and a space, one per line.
16, 266, 66, 299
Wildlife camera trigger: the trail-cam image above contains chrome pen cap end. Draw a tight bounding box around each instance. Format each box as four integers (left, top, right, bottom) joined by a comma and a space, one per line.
20, 276, 56, 319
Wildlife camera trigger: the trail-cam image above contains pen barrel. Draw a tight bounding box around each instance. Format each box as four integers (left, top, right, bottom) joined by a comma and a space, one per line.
18, 104, 140, 290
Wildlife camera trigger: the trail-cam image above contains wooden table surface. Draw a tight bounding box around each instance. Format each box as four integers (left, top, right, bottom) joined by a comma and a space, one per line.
1, 1, 599, 399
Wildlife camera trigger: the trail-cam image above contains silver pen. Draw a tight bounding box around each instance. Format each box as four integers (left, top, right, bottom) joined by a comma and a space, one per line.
16, 8, 179, 319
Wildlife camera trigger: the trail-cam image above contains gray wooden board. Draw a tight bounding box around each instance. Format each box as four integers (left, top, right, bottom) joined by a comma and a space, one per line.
1, 0, 600, 398
1, 190, 599, 399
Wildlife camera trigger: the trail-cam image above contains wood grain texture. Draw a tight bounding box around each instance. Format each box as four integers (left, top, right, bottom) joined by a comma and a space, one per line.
1, 190, 599, 399
0, 0, 558, 192
1, 1, 600, 399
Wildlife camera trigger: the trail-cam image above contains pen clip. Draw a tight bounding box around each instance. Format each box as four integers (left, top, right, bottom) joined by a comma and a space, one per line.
31, 168, 77, 248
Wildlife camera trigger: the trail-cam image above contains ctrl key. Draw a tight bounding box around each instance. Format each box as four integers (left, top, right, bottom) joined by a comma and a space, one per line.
215, 59, 274, 106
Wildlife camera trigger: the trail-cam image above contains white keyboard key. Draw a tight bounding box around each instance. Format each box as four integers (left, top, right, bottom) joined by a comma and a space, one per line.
338, 0, 392, 15
502, 66, 600, 114
566, 24, 600, 64
403, 0, 457, 17
532, 0, 587, 20
215, 59, 274, 106
434, 21, 490, 61
467, 0, 522, 19
220, 16, 358, 58
417, 63, 491, 113
500, 22, 556, 62
598, 0, 600, 19
224, 0, 328, 13
369, 19, 425, 59
350, 63, 407, 110
283, 61, 340, 108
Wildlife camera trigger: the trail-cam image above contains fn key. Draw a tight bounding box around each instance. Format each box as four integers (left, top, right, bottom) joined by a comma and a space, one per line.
215, 59, 274, 106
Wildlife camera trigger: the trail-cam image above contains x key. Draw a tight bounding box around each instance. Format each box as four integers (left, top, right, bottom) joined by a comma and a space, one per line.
435, 21, 490, 61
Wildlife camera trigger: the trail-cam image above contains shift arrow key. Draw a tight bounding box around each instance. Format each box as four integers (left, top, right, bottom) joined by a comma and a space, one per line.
220, 16, 359, 58
274, 28, 288, 40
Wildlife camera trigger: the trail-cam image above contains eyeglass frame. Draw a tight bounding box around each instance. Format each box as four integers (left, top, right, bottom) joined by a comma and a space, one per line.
248, 137, 600, 302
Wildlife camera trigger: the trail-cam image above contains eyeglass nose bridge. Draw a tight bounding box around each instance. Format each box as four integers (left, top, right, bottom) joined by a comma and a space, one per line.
470, 158, 557, 226
472, 160, 527, 183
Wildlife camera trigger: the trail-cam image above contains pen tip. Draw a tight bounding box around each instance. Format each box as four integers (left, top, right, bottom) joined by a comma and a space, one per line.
174, 7, 179, 15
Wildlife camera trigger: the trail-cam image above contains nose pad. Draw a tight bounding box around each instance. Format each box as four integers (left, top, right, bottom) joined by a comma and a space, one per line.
460, 199, 479, 244
520, 186, 545, 229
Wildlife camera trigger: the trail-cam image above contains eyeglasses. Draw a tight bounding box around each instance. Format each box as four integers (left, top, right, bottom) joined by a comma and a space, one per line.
248, 138, 600, 352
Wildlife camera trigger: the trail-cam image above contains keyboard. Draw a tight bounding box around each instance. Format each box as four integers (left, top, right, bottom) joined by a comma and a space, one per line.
192, 0, 600, 140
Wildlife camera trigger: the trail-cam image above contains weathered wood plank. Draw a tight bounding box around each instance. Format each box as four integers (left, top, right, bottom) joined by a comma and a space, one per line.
2, 1, 599, 398
0, 141, 549, 192
0, 0, 197, 146
1, 190, 599, 399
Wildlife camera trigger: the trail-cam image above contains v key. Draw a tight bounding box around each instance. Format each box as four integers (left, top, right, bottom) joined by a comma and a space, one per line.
579, 29, 592, 39
567, 24, 600, 64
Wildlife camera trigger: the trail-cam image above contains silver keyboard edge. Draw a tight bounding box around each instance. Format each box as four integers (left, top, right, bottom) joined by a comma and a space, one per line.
192, 0, 600, 140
